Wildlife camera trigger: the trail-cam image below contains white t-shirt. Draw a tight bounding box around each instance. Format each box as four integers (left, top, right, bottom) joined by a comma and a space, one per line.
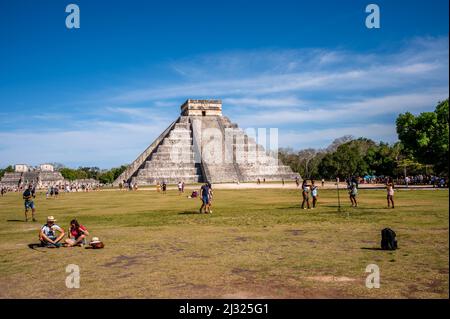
41, 224, 62, 239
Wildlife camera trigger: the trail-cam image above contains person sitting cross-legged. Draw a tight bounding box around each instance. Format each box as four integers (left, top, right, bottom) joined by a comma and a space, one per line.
65, 219, 89, 247
39, 216, 65, 248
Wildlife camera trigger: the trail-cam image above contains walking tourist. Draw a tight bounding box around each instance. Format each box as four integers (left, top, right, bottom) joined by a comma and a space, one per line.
23, 184, 36, 222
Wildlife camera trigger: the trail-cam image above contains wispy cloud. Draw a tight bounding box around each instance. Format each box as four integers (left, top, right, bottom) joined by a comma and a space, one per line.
0, 36, 448, 167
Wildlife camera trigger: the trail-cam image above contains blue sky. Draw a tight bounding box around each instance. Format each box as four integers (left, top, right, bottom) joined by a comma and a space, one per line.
0, 0, 448, 168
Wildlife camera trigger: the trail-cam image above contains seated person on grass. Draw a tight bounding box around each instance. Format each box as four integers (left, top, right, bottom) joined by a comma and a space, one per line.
39, 216, 65, 248
65, 219, 89, 247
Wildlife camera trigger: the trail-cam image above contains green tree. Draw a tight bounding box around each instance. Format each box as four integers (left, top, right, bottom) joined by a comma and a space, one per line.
396, 99, 449, 176
318, 138, 375, 178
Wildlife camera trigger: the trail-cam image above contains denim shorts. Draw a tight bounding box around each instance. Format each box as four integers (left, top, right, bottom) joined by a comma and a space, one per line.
24, 200, 35, 210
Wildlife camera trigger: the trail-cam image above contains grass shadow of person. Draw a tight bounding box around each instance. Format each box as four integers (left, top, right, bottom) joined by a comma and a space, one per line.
7, 219, 26, 222
361, 247, 397, 251
28, 243, 46, 253
179, 211, 202, 215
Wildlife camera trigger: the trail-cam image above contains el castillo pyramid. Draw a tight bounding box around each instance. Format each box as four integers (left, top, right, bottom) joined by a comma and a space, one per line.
113, 99, 299, 185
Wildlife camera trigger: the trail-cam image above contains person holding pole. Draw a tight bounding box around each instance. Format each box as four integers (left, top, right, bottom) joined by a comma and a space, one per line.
311, 180, 319, 208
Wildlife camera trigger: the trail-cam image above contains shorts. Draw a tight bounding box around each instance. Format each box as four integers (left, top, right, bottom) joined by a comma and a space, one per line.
24, 200, 35, 210
67, 237, 87, 246
202, 196, 210, 204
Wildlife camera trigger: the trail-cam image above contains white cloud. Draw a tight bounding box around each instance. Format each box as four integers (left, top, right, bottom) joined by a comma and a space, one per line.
280, 124, 398, 150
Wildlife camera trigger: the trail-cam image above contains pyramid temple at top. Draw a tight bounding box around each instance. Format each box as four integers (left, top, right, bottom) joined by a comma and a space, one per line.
113, 99, 299, 185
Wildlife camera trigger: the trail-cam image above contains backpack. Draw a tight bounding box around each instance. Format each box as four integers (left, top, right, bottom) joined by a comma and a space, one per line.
381, 228, 398, 250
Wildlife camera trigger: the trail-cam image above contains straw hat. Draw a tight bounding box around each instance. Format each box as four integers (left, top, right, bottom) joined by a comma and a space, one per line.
47, 216, 56, 222
90, 237, 101, 244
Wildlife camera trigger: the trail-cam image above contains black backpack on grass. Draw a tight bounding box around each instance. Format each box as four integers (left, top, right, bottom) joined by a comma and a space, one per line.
381, 228, 397, 250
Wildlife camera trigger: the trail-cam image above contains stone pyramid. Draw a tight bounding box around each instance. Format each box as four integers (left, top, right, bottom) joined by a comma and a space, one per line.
113, 99, 299, 185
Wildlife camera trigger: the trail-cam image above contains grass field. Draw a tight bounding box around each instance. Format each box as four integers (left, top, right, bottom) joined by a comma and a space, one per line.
0, 186, 448, 298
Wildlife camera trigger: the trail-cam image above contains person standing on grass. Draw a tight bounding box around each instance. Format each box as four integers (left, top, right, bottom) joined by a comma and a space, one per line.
295, 177, 299, 187
311, 180, 319, 208
321, 178, 325, 187
207, 182, 214, 214
65, 219, 89, 247
301, 179, 311, 209
349, 181, 358, 207
386, 177, 395, 209
39, 216, 65, 247
177, 181, 183, 194
162, 182, 167, 194
199, 182, 211, 214
23, 184, 36, 222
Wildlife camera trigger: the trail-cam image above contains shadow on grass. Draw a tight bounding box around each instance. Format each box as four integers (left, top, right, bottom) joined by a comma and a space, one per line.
361, 247, 398, 251
6, 219, 25, 222
179, 211, 201, 215
28, 243, 46, 253
276, 206, 300, 210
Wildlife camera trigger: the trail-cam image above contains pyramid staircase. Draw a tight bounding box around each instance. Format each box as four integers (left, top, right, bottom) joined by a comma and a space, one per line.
113, 100, 300, 186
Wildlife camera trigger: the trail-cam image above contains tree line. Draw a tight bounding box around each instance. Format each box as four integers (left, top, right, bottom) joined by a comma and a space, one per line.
59, 165, 128, 184
279, 99, 449, 179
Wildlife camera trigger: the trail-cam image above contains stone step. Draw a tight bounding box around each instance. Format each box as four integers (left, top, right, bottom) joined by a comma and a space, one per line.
144, 162, 200, 169
151, 152, 195, 161
138, 172, 200, 178
169, 131, 192, 139
156, 144, 194, 152
134, 175, 201, 185
162, 137, 193, 145
174, 122, 190, 130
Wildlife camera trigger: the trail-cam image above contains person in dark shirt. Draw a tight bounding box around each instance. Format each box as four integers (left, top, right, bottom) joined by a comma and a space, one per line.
199, 183, 211, 214
23, 184, 36, 222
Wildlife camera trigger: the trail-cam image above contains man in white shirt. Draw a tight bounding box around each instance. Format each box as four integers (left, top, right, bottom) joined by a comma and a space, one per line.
39, 216, 65, 248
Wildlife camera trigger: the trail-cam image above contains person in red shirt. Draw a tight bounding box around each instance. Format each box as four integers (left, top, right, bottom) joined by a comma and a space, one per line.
65, 219, 89, 247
